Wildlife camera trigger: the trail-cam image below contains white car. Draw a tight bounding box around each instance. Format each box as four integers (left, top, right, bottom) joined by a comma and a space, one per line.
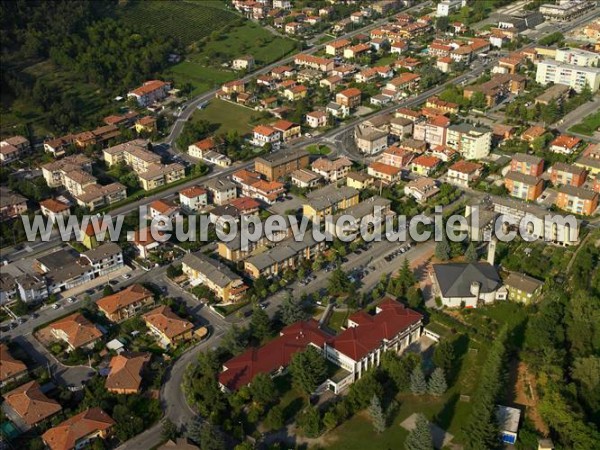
122, 274, 131, 280
52, 303, 60, 310
67, 297, 76, 304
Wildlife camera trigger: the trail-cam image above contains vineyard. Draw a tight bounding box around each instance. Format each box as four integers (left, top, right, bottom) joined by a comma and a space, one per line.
117, 0, 240, 47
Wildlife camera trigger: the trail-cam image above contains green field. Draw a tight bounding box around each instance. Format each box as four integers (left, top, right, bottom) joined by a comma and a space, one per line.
569, 111, 600, 136
166, 21, 297, 94
117, 0, 239, 47
192, 99, 259, 135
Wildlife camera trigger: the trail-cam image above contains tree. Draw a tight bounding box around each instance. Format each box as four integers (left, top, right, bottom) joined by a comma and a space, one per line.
346, 373, 385, 412
435, 235, 451, 261
12, 297, 28, 316
465, 243, 478, 263
470, 91, 487, 109
436, 16, 449, 32
161, 419, 178, 441
328, 267, 352, 296
197, 422, 225, 450
433, 340, 455, 374
410, 366, 427, 395
102, 285, 114, 296
381, 352, 421, 392
405, 413, 434, 450
368, 395, 386, 433
249, 373, 277, 407
297, 406, 321, 438
166, 264, 183, 279
323, 411, 338, 430
407, 287, 424, 310
249, 305, 272, 342
279, 293, 307, 325
264, 405, 285, 430
222, 324, 248, 355
289, 346, 328, 395
428, 368, 448, 396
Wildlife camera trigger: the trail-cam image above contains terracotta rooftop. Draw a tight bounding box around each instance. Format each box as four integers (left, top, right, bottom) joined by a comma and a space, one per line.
3, 380, 62, 426
0, 344, 27, 383
39, 198, 70, 214
219, 320, 331, 391
369, 162, 401, 176
327, 298, 422, 361
449, 160, 483, 174
42, 408, 115, 450
413, 155, 441, 168
143, 306, 193, 340
105, 352, 150, 393
96, 284, 153, 316
49, 313, 102, 349
180, 186, 207, 199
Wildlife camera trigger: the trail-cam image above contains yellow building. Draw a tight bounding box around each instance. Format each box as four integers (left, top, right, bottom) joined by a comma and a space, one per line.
134, 116, 157, 134
138, 164, 185, 191
505, 272, 544, 304
283, 85, 308, 101
346, 171, 374, 190
302, 184, 359, 221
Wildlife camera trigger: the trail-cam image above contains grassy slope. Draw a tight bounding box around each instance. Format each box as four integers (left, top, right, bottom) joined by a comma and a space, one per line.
191, 99, 257, 135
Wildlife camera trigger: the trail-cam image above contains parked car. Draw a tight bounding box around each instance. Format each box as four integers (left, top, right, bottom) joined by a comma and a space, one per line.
52, 303, 60, 310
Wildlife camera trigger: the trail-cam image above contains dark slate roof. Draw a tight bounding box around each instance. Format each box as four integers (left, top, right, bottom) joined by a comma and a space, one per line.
433, 262, 501, 297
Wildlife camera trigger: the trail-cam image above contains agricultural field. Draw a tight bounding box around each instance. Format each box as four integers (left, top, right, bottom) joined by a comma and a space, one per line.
117, 0, 240, 48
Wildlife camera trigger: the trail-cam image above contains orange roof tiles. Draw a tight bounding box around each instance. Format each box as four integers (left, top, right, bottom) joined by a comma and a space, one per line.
105, 352, 150, 393
3, 381, 62, 426
180, 186, 207, 199
449, 160, 483, 174
96, 284, 153, 316
42, 408, 115, 450
0, 344, 27, 383
49, 313, 102, 349
413, 155, 442, 168
143, 306, 193, 340
369, 162, 401, 176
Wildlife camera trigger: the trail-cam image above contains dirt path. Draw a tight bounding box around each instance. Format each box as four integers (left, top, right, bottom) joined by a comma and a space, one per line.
513, 361, 548, 435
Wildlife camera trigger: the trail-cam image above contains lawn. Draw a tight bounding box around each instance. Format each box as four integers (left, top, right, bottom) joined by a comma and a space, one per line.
569, 111, 600, 136
306, 144, 332, 155
327, 310, 350, 332
191, 99, 261, 135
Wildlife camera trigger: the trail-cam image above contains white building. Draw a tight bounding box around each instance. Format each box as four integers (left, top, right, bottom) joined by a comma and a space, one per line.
436, 0, 466, 17
446, 123, 492, 160
555, 47, 600, 68
536, 60, 600, 93
179, 186, 208, 211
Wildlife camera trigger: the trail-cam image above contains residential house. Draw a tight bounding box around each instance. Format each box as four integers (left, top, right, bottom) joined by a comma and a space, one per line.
127, 80, 171, 106
447, 160, 483, 187
386, 73, 421, 95
42, 408, 115, 450
134, 116, 156, 134
326, 39, 351, 56
3, 380, 61, 427
0, 136, 29, 164
549, 162, 587, 187
219, 320, 330, 392
505, 172, 544, 201
272, 120, 301, 141
505, 272, 544, 303
326, 196, 393, 240
368, 162, 401, 184
521, 125, 547, 144
252, 125, 282, 148
143, 306, 193, 348
336, 88, 362, 109
411, 155, 442, 176
463, 73, 526, 106
305, 111, 328, 128
105, 352, 151, 394
0, 344, 28, 387
346, 171, 374, 190
179, 186, 208, 211
294, 54, 334, 73
205, 179, 237, 205
510, 153, 545, 177
404, 177, 440, 203
549, 135, 581, 155
343, 43, 371, 60
355, 126, 389, 155
232, 55, 255, 70
311, 157, 352, 182
0, 188, 27, 221
379, 145, 414, 168
148, 199, 180, 222
48, 313, 103, 352
283, 85, 308, 101
291, 169, 321, 188
431, 262, 508, 308
43, 135, 74, 158
389, 117, 414, 137
132, 227, 163, 259
326, 102, 350, 118
96, 284, 154, 323
188, 137, 216, 159
555, 185, 598, 215
182, 251, 248, 302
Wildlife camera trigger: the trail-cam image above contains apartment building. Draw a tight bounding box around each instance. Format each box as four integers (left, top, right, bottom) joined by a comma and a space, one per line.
549, 162, 587, 187
368, 162, 401, 184
181, 252, 248, 302
555, 185, 598, 216
536, 60, 600, 93
254, 148, 309, 181
446, 123, 492, 160
510, 153, 544, 177
413, 115, 451, 147
303, 183, 359, 221
205, 179, 237, 205
127, 80, 171, 106
244, 234, 326, 279
505, 171, 544, 201
336, 88, 362, 109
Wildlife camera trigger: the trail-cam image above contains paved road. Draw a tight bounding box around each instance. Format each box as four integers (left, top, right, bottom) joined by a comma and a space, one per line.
553, 96, 600, 143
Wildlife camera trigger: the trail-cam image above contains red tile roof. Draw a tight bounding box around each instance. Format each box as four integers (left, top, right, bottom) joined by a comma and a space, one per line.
105, 352, 150, 393
449, 160, 483, 174
42, 408, 115, 450
96, 284, 153, 316
40, 198, 70, 213
192, 137, 215, 151
143, 305, 193, 340
253, 125, 278, 136
0, 344, 27, 383
230, 196, 261, 212
49, 313, 102, 349
369, 162, 401, 176
180, 186, 207, 199
3, 380, 62, 426
413, 155, 441, 168
327, 298, 422, 361
219, 320, 331, 391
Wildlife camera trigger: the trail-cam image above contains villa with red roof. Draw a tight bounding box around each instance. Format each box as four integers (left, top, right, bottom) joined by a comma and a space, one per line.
127, 80, 171, 107
324, 298, 423, 393
219, 320, 331, 392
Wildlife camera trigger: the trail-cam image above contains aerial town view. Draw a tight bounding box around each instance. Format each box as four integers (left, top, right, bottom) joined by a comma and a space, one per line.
1, 0, 599, 449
